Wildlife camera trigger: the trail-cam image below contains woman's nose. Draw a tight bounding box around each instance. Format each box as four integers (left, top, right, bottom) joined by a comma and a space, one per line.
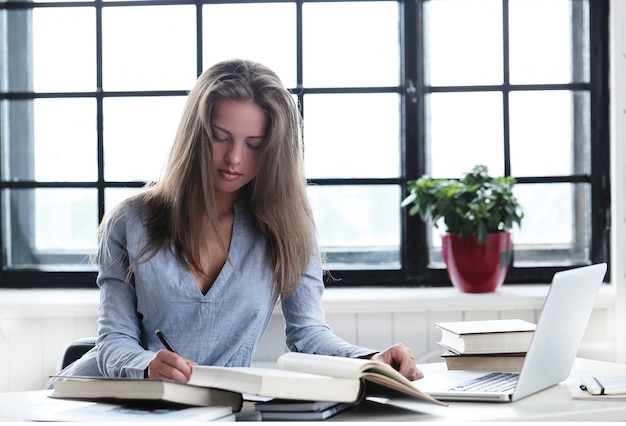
225, 142, 242, 165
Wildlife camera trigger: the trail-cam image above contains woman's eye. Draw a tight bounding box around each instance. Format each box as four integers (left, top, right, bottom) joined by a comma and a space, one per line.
213, 134, 229, 142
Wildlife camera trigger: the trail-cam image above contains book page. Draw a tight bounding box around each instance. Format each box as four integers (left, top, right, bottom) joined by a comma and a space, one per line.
276, 353, 436, 393
276, 352, 387, 379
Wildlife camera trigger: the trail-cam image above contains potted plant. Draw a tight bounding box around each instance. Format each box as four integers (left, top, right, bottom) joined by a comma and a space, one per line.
401, 165, 524, 293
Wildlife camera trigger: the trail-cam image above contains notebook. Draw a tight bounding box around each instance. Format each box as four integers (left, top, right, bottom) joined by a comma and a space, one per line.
416, 263, 607, 402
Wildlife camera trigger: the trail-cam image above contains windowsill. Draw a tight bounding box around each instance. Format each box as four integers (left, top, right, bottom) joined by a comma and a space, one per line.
0, 284, 616, 318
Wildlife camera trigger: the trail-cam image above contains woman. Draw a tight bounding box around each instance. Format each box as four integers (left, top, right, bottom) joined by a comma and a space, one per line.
49, 59, 422, 386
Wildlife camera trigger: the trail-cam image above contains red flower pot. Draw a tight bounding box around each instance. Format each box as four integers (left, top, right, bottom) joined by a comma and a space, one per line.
441, 232, 513, 293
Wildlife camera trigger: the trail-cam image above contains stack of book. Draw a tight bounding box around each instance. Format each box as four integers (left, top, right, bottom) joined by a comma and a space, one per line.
435, 318, 536, 372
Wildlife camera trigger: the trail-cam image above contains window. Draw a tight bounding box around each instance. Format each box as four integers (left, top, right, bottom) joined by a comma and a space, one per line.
0, 0, 610, 288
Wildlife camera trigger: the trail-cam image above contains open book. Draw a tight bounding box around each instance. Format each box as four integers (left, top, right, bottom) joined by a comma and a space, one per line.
188, 352, 445, 406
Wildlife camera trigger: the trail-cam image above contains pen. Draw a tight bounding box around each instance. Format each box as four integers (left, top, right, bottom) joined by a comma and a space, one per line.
155, 329, 179, 354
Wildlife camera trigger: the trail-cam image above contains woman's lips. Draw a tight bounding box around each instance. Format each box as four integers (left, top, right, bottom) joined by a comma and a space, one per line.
219, 169, 241, 181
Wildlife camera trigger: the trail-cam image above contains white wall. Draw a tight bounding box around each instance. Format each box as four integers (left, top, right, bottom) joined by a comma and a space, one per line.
1, 2, 625, 393
610, 0, 626, 363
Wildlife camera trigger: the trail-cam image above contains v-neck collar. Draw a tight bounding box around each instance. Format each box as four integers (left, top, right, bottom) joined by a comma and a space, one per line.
181, 200, 245, 300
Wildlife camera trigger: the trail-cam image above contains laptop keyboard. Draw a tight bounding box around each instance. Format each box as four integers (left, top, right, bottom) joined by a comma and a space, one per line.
450, 372, 520, 392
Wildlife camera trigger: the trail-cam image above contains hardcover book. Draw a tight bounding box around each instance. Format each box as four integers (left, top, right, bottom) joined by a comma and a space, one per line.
254, 399, 345, 412
436, 319, 536, 354
440, 350, 526, 372
254, 399, 354, 421
49, 376, 243, 411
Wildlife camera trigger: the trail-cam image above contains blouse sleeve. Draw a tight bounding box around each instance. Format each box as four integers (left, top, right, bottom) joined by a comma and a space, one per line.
280, 238, 378, 358
95, 204, 155, 378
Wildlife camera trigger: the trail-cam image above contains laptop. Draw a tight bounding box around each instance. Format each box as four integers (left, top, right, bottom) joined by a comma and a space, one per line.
416, 263, 607, 402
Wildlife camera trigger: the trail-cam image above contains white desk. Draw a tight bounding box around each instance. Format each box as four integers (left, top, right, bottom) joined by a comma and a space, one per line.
1, 358, 625, 422
334, 358, 626, 422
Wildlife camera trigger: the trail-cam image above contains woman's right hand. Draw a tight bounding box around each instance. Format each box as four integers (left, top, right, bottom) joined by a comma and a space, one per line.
146, 349, 197, 383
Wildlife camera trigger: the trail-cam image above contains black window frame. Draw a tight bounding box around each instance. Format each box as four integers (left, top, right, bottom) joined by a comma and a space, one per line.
0, 0, 611, 288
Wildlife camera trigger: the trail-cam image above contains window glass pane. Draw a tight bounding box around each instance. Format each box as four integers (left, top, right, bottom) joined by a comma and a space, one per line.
1, 100, 33, 181
1, 98, 97, 182
308, 185, 401, 270
102, 5, 197, 91
303, 1, 399, 88
4, 10, 32, 93
509, 0, 588, 84
510, 91, 590, 177
511, 183, 590, 265
304, 93, 400, 179
105, 188, 144, 214
202, 3, 296, 88
426, 0, 502, 86
33, 7, 96, 92
103, 96, 187, 181
34, 98, 98, 181
2, 189, 97, 269
513, 183, 572, 246
428, 92, 504, 177
35, 189, 97, 251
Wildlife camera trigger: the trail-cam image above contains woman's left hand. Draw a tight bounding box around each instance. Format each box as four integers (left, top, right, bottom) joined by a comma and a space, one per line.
371, 343, 424, 380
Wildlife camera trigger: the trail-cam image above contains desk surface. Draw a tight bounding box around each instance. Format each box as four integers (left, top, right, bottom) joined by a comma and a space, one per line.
336, 358, 626, 422
1, 358, 625, 422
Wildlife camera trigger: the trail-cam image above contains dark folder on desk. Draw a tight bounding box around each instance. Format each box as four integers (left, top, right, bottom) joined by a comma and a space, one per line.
416, 263, 607, 402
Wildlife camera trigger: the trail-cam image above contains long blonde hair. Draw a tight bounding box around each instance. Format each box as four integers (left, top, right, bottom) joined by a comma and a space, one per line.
100, 59, 314, 299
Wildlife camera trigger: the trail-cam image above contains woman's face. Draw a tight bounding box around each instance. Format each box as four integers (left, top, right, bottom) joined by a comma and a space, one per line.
210, 100, 267, 196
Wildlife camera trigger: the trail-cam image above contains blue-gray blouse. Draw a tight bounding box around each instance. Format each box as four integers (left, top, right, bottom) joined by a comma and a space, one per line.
51, 198, 375, 383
